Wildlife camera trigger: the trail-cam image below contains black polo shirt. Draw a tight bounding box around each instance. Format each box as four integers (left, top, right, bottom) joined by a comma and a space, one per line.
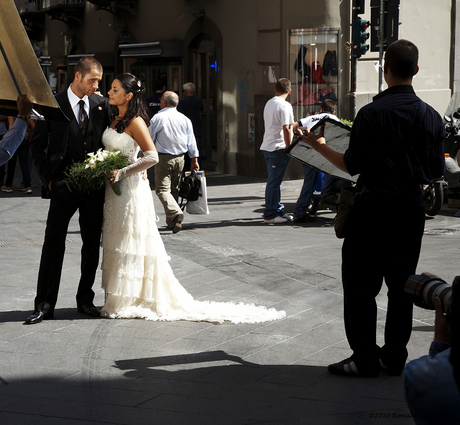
344, 85, 445, 195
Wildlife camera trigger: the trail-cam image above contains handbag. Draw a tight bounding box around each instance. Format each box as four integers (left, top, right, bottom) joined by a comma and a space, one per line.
186, 171, 209, 214
179, 171, 201, 210
334, 186, 359, 239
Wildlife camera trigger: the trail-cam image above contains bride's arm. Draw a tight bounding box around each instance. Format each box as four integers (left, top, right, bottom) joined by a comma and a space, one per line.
110, 117, 159, 183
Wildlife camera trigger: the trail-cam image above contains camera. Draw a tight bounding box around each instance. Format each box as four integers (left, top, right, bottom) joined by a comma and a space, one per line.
405, 272, 460, 316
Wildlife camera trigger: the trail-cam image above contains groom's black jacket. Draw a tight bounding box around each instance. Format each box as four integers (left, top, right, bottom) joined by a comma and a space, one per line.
31, 90, 111, 198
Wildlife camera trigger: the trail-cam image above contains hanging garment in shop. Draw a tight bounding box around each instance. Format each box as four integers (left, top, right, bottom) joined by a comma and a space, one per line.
322, 50, 338, 77
294, 45, 311, 83
311, 61, 326, 84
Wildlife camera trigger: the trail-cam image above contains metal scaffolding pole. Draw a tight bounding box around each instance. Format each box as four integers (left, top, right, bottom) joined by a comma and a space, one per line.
378, 0, 385, 93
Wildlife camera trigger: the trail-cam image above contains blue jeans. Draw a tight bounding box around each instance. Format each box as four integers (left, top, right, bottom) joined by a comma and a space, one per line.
294, 164, 337, 219
5, 139, 31, 187
294, 164, 318, 219
321, 174, 336, 195
262, 149, 290, 219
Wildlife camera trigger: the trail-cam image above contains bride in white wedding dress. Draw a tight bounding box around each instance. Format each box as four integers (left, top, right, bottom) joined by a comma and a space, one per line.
100, 73, 285, 323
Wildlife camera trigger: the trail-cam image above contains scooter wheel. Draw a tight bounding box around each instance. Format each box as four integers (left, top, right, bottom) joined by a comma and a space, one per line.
308, 198, 320, 215
424, 182, 444, 216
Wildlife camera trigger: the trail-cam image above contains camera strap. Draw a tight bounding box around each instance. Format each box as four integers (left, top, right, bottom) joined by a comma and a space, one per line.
411, 100, 427, 132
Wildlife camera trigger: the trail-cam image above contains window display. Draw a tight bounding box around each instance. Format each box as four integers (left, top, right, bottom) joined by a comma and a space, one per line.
289, 28, 340, 120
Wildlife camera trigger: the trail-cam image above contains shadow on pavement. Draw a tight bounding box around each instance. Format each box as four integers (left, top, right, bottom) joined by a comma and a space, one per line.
1, 350, 411, 424
0, 308, 103, 323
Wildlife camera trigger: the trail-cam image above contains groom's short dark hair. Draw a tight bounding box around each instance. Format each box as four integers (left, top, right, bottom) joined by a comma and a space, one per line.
75, 57, 103, 78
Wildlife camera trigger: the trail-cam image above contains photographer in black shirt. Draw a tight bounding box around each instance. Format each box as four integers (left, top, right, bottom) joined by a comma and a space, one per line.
301, 39, 445, 377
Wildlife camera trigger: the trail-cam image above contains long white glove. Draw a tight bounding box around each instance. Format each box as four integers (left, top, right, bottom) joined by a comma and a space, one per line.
114, 150, 159, 182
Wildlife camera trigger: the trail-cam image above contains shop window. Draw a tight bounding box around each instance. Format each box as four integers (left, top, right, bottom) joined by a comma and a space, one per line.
289, 28, 339, 121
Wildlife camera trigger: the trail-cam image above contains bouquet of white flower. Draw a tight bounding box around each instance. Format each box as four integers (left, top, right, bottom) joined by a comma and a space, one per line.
65, 148, 130, 196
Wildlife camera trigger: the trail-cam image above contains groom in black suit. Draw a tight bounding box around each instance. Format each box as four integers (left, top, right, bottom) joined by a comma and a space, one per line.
26, 57, 112, 324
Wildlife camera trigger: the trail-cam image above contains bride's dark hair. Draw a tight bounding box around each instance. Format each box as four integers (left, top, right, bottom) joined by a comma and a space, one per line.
113, 73, 150, 133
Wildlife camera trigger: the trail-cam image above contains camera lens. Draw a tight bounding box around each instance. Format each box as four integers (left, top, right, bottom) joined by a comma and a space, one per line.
405, 272, 453, 314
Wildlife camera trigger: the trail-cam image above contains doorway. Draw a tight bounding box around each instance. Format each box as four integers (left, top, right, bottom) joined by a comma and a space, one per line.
191, 36, 219, 165
129, 62, 182, 98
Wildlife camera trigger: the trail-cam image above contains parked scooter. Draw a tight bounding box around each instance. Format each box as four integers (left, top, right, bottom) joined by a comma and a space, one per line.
423, 178, 447, 217
307, 172, 352, 214
442, 93, 460, 208
419, 93, 460, 217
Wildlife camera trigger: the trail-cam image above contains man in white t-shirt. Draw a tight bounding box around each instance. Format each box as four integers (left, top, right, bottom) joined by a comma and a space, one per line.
292, 99, 339, 222
260, 78, 294, 224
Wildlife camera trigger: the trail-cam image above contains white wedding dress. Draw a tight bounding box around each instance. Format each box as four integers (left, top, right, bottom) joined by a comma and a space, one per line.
100, 128, 286, 323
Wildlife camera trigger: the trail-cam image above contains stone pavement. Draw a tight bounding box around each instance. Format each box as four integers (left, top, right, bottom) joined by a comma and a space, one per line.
1, 169, 460, 425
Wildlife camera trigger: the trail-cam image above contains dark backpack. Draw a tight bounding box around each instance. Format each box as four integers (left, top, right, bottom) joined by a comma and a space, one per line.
179, 171, 201, 209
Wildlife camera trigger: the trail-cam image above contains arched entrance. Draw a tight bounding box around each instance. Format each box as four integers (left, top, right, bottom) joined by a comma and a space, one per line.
190, 35, 217, 163
184, 18, 222, 169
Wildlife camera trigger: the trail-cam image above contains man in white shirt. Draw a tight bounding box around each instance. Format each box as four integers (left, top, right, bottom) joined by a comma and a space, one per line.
260, 78, 294, 224
149, 91, 199, 233
292, 99, 339, 222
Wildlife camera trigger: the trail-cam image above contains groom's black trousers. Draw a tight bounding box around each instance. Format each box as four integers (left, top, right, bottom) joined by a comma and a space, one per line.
34, 187, 105, 315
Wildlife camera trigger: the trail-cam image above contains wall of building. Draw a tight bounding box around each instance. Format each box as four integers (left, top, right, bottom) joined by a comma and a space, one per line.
16, 0, 456, 179
354, 0, 452, 115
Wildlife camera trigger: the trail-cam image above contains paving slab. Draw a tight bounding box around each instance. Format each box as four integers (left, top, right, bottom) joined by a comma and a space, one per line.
1, 169, 459, 424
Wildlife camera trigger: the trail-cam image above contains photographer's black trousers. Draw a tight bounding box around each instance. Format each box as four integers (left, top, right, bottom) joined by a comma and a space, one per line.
341, 193, 425, 370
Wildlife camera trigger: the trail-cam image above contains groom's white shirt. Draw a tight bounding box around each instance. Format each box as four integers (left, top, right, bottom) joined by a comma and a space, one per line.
67, 85, 89, 123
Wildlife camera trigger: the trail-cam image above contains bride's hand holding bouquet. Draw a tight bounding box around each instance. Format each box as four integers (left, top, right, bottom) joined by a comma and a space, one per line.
65, 148, 129, 196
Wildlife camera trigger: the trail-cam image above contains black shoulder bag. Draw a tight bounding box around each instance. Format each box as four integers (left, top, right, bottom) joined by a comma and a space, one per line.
179, 171, 201, 210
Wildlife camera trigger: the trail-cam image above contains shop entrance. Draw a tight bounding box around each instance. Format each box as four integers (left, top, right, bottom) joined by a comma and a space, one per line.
128, 62, 182, 99
191, 36, 218, 165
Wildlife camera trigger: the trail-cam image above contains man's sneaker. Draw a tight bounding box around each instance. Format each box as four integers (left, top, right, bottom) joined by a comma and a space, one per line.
2, 186, 12, 193
328, 357, 380, 377
280, 214, 293, 221
264, 216, 288, 224
19, 186, 32, 194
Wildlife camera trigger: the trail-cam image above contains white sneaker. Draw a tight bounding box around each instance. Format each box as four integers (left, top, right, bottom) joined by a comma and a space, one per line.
280, 214, 293, 221
19, 186, 32, 194
264, 216, 288, 224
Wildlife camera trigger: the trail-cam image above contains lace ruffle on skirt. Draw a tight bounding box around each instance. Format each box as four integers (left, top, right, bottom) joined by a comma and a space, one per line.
101, 128, 286, 323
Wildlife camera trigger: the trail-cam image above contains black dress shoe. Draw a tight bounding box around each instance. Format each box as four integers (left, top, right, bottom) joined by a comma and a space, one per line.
294, 213, 317, 223
24, 303, 53, 325
77, 304, 101, 317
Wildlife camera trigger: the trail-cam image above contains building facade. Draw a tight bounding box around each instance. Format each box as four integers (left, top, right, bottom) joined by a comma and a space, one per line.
16, 0, 457, 178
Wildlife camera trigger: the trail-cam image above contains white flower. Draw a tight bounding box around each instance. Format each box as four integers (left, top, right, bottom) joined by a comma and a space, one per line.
83, 149, 124, 169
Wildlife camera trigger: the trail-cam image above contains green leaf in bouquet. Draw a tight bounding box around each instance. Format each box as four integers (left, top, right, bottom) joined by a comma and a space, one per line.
65, 149, 130, 195
110, 182, 121, 196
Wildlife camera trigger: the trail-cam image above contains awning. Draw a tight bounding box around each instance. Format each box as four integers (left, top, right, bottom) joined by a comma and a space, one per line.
119, 41, 183, 58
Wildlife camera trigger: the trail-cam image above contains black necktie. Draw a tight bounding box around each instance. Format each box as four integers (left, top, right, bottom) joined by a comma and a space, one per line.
78, 99, 88, 135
